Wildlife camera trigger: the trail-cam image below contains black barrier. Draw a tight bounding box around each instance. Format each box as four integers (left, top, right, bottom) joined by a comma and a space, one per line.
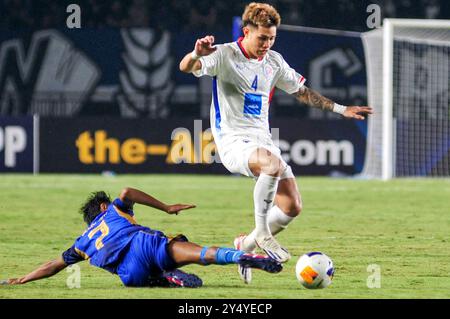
39, 117, 366, 175
39, 117, 228, 174
271, 118, 366, 175
0, 116, 34, 172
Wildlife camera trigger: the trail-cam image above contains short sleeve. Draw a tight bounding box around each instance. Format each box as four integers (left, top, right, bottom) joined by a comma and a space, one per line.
275, 57, 306, 94
112, 198, 134, 215
193, 46, 223, 78
62, 246, 84, 265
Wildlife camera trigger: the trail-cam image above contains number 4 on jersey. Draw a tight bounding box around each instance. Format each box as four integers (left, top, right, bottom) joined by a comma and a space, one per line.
251, 75, 258, 91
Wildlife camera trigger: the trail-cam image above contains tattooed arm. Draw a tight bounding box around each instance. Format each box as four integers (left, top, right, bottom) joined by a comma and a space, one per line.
294, 86, 373, 120
294, 86, 335, 112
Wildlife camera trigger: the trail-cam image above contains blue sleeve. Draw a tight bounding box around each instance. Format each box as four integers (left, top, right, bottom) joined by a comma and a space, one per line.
62, 246, 84, 265
112, 198, 134, 215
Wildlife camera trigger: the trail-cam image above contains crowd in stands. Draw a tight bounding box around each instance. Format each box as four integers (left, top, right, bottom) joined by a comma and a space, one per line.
1, 0, 449, 31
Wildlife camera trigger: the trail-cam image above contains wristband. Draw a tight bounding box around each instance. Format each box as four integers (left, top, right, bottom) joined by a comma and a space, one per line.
333, 103, 347, 115
191, 50, 201, 61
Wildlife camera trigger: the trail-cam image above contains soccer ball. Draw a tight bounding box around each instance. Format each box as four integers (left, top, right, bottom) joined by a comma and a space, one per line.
295, 252, 334, 289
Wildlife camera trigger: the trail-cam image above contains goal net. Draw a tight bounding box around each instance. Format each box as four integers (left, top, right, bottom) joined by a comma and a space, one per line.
361, 19, 450, 179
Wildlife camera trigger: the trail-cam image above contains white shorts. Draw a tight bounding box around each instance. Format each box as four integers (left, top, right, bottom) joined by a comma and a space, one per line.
216, 134, 294, 179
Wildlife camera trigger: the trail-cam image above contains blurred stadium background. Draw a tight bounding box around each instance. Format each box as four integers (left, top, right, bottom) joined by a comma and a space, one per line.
0, 0, 449, 177
1, 0, 450, 299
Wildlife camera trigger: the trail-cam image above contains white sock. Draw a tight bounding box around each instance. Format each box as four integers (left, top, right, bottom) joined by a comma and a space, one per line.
268, 205, 295, 236
252, 173, 279, 236
242, 205, 295, 252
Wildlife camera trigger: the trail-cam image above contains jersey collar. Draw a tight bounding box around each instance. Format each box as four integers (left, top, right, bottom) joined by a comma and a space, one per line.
237, 37, 263, 61
88, 211, 106, 226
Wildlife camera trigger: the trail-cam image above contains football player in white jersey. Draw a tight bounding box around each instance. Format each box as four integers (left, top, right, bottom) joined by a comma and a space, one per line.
179, 2, 372, 283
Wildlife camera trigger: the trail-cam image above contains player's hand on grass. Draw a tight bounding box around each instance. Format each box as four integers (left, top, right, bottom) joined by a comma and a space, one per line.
343, 106, 373, 120
165, 204, 196, 215
194, 35, 216, 57
0, 278, 21, 285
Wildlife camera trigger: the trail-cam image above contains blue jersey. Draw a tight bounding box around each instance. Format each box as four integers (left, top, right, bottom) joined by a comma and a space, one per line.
62, 198, 162, 273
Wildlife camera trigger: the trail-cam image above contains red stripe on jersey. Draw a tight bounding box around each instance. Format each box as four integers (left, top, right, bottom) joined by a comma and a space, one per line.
237, 37, 250, 59
237, 37, 263, 61
269, 87, 275, 104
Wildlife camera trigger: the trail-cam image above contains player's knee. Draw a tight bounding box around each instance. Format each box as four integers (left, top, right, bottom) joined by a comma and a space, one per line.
203, 247, 218, 264
250, 149, 284, 177
260, 158, 284, 177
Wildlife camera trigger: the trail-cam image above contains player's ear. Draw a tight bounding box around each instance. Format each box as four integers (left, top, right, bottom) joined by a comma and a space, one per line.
243, 26, 250, 37
100, 202, 108, 212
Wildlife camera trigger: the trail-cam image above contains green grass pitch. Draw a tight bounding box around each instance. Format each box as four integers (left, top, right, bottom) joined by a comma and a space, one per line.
0, 174, 449, 298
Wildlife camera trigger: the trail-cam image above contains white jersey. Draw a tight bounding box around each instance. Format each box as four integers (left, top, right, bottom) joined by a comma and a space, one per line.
194, 38, 306, 144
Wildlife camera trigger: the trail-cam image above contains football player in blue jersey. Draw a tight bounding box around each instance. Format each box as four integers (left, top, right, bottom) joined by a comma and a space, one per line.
1, 187, 282, 288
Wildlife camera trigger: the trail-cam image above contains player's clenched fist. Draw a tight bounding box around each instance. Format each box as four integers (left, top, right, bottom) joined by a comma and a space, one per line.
194, 35, 217, 57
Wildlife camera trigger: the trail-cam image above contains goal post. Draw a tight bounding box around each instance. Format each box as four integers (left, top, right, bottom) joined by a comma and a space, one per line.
362, 18, 450, 180
382, 19, 394, 181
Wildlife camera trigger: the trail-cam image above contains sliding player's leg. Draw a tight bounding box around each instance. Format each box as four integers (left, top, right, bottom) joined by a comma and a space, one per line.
167, 240, 282, 274
149, 240, 281, 287
116, 230, 280, 288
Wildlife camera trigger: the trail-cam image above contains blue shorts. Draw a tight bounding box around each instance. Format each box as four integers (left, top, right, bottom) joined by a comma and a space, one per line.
116, 230, 179, 287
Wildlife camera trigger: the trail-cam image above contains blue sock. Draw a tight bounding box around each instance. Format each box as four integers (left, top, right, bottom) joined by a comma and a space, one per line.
215, 247, 245, 265
200, 246, 209, 265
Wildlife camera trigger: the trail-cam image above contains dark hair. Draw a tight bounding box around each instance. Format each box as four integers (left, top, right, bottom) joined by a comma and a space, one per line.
80, 191, 111, 225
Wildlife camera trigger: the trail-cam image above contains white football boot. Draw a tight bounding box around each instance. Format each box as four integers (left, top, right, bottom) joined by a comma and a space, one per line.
255, 235, 291, 263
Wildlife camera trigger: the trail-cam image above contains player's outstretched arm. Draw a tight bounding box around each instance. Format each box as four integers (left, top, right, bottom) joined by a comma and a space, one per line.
179, 35, 216, 74
119, 187, 195, 215
294, 86, 373, 120
1, 257, 67, 285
